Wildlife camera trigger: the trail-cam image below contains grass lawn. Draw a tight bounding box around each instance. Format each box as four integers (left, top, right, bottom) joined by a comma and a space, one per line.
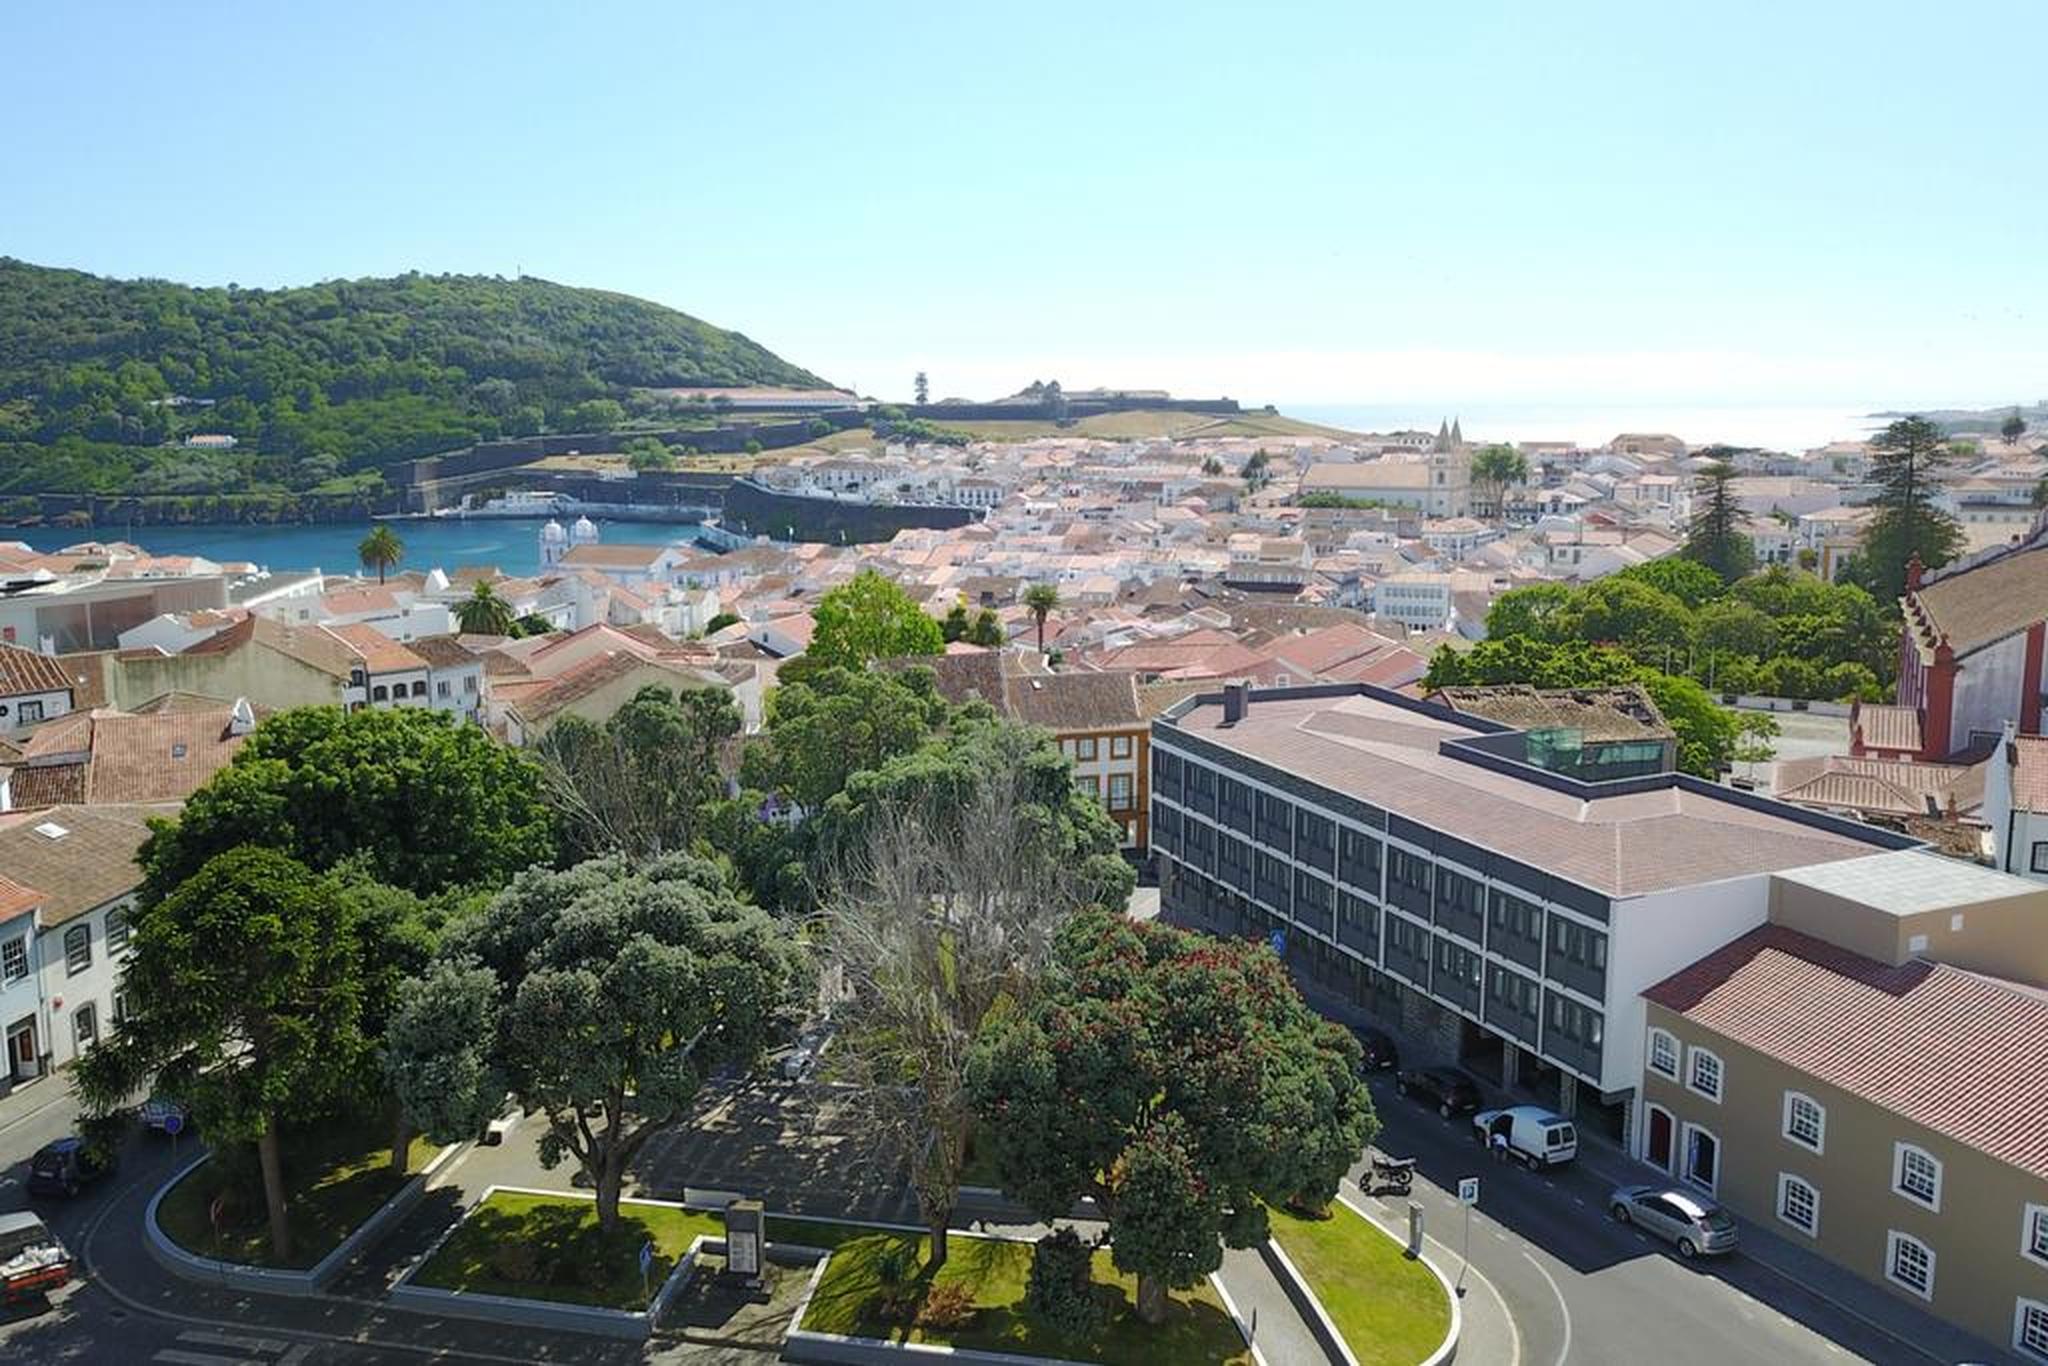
156, 1111, 439, 1271
1266, 1200, 1452, 1366
799, 1229, 1251, 1365
413, 1190, 727, 1310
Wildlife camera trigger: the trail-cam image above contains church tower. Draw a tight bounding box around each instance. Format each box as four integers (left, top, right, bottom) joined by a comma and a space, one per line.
1426, 417, 1473, 517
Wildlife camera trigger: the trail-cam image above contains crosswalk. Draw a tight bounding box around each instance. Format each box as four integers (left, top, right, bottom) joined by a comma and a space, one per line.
152, 1328, 312, 1366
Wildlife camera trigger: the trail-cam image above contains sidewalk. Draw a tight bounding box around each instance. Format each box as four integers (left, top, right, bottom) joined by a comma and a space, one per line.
1294, 973, 2015, 1366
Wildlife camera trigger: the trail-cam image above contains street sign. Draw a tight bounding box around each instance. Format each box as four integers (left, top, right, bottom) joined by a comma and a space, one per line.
638, 1239, 654, 1276
162, 1112, 184, 1137
1457, 1176, 1480, 1206
1268, 929, 1287, 957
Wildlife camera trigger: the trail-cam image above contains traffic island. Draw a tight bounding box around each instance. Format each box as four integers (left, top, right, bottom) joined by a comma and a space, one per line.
146, 1109, 457, 1294
1263, 1195, 1458, 1366
784, 1221, 1254, 1366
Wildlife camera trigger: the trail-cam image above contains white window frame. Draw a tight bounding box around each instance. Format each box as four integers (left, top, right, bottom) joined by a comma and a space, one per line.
1782, 1091, 1825, 1154
1686, 1045, 1723, 1102
63, 924, 92, 976
0, 935, 26, 984
1893, 1142, 1943, 1212
2022, 1204, 2048, 1267
1074, 736, 1097, 761
105, 907, 130, 956
1644, 1027, 1678, 1079
1109, 734, 1132, 759
1776, 1172, 1820, 1237
2015, 1297, 2048, 1363
71, 1001, 96, 1052
1885, 1230, 1935, 1301
1682, 1122, 1720, 1195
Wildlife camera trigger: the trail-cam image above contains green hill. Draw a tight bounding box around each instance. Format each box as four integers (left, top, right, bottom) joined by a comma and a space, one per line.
0, 259, 827, 497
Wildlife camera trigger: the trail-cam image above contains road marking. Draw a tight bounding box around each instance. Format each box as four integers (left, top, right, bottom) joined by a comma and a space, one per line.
178, 1330, 292, 1353
153, 1352, 265, 1366
1521, 1249, 1572, 1366
0, 1085, 72, 1137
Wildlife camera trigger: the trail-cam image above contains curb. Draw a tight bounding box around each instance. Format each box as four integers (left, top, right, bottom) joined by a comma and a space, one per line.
144, 1140, 463, 1296
1259, 1195, 1460, 1366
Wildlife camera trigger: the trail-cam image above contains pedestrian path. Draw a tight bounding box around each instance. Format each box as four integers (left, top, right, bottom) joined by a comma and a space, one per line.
1216, 1241, 1332, 1366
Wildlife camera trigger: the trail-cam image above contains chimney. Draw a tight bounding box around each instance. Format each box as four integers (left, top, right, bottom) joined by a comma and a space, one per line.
1222, 681, 1250, 726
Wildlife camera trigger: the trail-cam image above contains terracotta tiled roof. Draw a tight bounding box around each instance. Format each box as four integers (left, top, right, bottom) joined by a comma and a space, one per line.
186, 615, 356, 678
0, 874, 41, 923
80, 709, 252, 804
557, 544, 673, 570
0, 642, 74, 698
1003, 670, 1142, 733
2014, 736, 2048, 810
0, 803, 170, 927
1772, 755, 1976, 820
1853, 703, 1922, 753
403, 634, 479, 669
880, 652, 1010, 709
7, 764, 86, 807
1645, 924, 2048, 1181
323, 623, 428, 674
1908, 532, 2048, 658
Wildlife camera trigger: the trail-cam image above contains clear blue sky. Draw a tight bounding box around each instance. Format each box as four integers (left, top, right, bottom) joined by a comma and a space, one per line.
5, 1, 2043, 410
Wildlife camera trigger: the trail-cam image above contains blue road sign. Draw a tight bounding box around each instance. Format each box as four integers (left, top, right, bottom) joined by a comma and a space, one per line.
1269, 928, 1287, 957
163, 1112, 185, 1137
639, 1239, 654, 1276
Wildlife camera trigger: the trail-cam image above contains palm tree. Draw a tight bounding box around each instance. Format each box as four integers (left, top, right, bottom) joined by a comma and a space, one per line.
357, 525, 403, 584
1024, 583, 1061, 655
454, 580, 516, 636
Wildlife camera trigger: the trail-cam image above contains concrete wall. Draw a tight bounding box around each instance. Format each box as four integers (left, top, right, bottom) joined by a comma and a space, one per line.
1604, 874, 1774, 1096
1954, 631, 2031, 751
105, 643, 343, 712
1645, 1002, 2048, 1359
1768, 877, 2048, 986
721, 480, 982, 545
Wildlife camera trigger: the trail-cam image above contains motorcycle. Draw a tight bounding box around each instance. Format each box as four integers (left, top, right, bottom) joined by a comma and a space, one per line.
1369, 1153, 1416, 1196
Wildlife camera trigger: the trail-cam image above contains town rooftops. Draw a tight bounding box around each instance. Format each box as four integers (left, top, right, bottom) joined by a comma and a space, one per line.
1301, 461, 1432, 491
1159, 687, 1891, 897
1644, 923, 2048, 1182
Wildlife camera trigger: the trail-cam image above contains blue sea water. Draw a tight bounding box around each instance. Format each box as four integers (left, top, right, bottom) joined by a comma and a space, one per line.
0, 517, 707, 578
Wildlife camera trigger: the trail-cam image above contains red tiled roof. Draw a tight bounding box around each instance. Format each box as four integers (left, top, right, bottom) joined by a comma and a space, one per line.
1853, 703, 1922, 753
0, 642, 74, 698
1646, 924, 2048, 1181
0, 874, 41, 923
2015, 736, 2048, 811
323, 623, 427, 674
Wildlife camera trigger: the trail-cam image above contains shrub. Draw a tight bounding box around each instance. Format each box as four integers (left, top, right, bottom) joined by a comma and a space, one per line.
490, 1241, 542, 1283
914, 1280, 978, 1331
1024, 1228, 1104, 1336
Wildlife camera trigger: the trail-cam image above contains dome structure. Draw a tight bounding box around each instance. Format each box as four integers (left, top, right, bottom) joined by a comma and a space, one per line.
571, 516, 600, 544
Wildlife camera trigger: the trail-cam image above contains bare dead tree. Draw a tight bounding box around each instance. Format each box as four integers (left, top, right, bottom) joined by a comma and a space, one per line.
818, 761, 1106, 1269
534, 686, 740, 861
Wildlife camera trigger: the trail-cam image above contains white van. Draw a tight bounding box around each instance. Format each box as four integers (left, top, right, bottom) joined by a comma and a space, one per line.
1472, 1105, 1578, 1169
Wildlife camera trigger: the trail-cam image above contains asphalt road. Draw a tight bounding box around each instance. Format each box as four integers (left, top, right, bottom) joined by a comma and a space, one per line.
1360, 1072, 1932, 1366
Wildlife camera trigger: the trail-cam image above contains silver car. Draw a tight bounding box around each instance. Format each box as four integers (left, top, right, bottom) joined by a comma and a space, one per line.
1608, 1184, 1740, 1258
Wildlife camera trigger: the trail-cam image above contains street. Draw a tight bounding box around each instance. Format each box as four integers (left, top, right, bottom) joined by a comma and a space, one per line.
1359, 1073, 1930, 1366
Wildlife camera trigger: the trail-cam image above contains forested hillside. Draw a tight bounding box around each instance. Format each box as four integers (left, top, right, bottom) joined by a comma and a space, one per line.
0, 259, 826, 497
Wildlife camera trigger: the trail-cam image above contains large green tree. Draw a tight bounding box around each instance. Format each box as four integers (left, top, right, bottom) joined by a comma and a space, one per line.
1469, 443, 1528, 515
816, 717, 1134, 1268
969, 912, 1375, 1323
77, 848, 367, 1262
140, 705, 553, 902
1681, 461, 1755, 584
1851, 416, 1965, 605
739, 665, 949, 812
537, 683, 741, 861
1559, 577, 1694, 669
387, 854, 798, 1231
807, 569, 944, 669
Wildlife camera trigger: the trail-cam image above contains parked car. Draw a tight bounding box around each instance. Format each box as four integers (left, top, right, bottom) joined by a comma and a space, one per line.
27, 1138, 115, 1198
1395, 1065, 1482, 1116
139, 1096, 188, 1134
1472, 1105, 1578, 1169
0, 1211, 73, 1304
479, 1095, 524, 1146
1349, 1025, 1400, 1072
1608, 1184, 1739, 1259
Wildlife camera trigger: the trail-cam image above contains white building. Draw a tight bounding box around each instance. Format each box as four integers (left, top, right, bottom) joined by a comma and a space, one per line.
0, 643, 78, 732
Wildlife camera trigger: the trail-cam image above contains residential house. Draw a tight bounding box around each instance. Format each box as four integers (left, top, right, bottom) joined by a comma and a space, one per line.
1, 696, 257, 812
1897, 525, 2048, 760
0, 642, 77, 732
1004, 670, 1150, 851
1640, 856, 2048, 1359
